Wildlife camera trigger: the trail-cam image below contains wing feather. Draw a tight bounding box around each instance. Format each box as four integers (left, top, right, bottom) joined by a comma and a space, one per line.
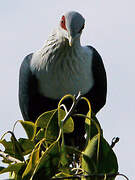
85, 46, 107, 114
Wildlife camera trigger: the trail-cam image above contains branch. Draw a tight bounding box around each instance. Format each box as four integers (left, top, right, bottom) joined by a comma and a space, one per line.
0, 149, 23, 163
61, 92, 82, 125
52, 172, 129, 180
111, 137, 120, 148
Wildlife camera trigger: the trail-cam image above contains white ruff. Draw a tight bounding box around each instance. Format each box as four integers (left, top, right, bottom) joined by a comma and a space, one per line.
30, 28, 94, 99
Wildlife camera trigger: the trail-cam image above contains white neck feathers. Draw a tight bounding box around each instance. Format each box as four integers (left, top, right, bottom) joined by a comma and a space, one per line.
30, 28, 94, 99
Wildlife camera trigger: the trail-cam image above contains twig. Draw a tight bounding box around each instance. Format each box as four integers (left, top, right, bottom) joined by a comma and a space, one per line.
52, 172, 129, 180
118, 173, 129, 180
111, 137, 120, 148
0, 149, 23, 163
61, 92, 82, 126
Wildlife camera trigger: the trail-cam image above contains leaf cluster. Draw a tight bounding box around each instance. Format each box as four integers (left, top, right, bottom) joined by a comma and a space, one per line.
0, 94, 119, 180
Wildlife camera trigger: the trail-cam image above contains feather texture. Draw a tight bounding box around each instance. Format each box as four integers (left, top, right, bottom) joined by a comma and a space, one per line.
30, 28, 94, 99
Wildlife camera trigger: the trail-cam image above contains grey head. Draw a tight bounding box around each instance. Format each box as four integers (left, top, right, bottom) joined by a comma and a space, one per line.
59, 11, 85, 46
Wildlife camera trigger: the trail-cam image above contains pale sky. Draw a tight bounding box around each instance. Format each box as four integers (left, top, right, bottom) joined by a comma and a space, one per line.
0, 0, 134, 179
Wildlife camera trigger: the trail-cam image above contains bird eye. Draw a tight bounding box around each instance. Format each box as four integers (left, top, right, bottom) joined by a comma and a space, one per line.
60, 16, 67, 30
79, 24, 85, 33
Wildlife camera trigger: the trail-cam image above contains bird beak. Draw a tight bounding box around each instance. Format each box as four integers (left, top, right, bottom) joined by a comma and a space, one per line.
68, 36, 73, 46
68, 31, 77, 46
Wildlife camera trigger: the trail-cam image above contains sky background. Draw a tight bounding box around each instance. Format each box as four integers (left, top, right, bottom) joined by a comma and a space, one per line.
0, 0, 134, 179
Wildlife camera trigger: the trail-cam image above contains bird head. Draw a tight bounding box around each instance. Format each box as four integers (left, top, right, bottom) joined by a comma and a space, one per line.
59, 11, 85, 46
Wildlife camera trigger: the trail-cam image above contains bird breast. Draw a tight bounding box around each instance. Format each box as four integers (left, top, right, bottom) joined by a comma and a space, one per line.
31, 41, 94, 100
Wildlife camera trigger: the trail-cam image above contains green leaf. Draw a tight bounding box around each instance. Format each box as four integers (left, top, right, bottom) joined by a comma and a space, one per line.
0, 163, 25, 175
82, 135, 118, 179
19, 120, 36, 140
35, 109, 57, 128
0, 167, 4, 172
11, 134, 24, 162
60, 145, 81, 168
91, 113, 103, 138
32, 141, 60, 179
45, 110, 59, 146
60, 144, 68, 166
18, 138, 35, 155
98, 137, 118, 174
82, 136, 99, 174
22, 147, 40, 179
0, 133, 25, 162
0, 139, 14, 156
0, 139, 14, 164
85, 112, 102, 143
53, 172, 72, 178
58, 109, 74, 133
35, 128, 46, 141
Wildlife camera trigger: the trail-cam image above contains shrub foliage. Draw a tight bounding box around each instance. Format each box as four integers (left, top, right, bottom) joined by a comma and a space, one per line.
0, 94, 119, 180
